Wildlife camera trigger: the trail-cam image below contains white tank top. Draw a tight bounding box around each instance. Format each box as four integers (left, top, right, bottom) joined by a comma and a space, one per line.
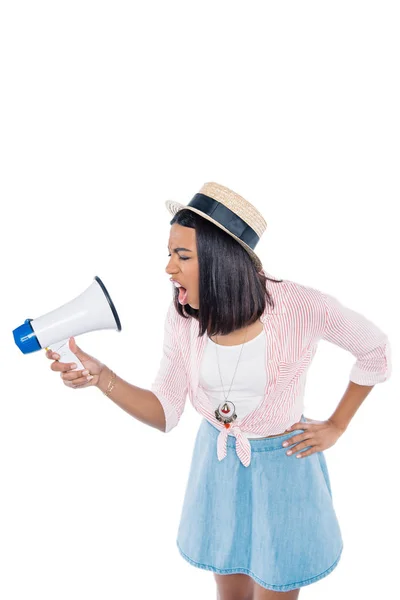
198, 328, 268, 439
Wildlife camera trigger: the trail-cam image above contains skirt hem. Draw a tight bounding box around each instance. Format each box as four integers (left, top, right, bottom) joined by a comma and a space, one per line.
176, 540, 344, 592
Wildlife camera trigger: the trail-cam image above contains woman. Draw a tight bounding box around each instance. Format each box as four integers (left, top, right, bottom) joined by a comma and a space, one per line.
46, 182, 391, 599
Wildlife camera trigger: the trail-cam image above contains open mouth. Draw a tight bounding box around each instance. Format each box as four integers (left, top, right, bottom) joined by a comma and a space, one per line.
171, 280, 188, 304
173, 284, 188, 304
178, 286, 188, 304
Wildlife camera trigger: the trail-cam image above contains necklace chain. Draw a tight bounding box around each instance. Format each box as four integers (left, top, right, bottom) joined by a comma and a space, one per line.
214, 325, 249, 401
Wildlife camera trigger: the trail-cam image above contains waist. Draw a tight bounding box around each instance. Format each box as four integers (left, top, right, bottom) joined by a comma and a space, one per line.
247, 430, 289, 439
233, 414, 307, 439
202, 416, 307, 451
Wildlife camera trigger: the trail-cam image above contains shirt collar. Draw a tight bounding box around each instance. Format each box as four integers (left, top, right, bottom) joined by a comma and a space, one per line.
259, 269, 287, 318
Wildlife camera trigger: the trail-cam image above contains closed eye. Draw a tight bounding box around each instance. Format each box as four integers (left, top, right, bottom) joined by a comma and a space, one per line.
167, 254, 189, 260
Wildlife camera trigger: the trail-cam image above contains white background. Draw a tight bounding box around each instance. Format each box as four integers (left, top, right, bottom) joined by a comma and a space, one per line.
1, 1, 398, 598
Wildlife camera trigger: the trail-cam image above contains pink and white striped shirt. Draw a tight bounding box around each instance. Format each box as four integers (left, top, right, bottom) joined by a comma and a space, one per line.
151, 270, 392, 467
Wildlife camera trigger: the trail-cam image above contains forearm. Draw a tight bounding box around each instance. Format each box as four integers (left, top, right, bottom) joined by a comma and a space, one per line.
328, 380, 374, 433
96, 366, 166, 432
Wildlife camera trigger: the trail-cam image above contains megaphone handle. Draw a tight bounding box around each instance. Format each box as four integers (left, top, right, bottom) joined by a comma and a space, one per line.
46, 338, 85, 371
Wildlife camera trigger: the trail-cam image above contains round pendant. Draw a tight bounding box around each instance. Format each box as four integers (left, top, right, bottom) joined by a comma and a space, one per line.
214, 401, 237, 426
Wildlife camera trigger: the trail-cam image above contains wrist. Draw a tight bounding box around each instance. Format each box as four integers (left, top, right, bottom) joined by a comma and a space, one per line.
327, 417, 347, 434
96, 365, 112, 393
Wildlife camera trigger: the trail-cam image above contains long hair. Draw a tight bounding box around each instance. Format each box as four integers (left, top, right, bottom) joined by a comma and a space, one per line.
169, 209, 283, 337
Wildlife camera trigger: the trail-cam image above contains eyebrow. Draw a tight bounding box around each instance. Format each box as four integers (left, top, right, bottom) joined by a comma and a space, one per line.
167, 246, 193, 253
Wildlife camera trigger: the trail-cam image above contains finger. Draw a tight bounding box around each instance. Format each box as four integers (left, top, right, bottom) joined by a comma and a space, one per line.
61, 369, 91, 382
68, 377, 93, 388
285, 440, 314, 455
282, 432, 312, 448
46, 349, 60, 360
51, 361, 78, 373
286, 422, 308, 431
294, 447, 317, 459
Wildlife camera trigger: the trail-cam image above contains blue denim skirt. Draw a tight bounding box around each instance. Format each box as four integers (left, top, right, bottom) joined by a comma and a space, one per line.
176, 414, 343, 592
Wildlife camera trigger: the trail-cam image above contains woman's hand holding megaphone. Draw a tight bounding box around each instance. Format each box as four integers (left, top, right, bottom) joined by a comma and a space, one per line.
46, 337, 106, 389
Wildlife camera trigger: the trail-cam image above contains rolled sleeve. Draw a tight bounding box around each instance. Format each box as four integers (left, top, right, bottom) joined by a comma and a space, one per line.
321, 292, 392, 386
151, 301, 189, 432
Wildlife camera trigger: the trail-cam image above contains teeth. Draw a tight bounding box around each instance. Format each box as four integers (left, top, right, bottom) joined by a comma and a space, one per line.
173, 281, 182, 288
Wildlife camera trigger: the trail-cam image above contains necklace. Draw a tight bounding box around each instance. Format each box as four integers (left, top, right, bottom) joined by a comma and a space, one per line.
213, 325, 249, 429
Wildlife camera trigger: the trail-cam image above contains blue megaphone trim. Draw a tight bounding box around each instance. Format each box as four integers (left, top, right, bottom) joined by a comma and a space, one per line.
13, 318, 41, 354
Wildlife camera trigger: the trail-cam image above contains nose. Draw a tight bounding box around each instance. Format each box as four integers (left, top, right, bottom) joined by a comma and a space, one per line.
165, 257, 179, 276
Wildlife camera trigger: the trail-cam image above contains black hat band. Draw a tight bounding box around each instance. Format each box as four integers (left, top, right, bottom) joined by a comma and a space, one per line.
187, 193, 259, 250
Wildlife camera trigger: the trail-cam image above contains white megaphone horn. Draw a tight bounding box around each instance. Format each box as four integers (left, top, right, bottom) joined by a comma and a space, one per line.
12, 276, 122, 371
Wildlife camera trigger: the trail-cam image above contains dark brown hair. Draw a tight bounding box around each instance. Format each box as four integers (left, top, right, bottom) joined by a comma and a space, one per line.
169, 209, 283, 337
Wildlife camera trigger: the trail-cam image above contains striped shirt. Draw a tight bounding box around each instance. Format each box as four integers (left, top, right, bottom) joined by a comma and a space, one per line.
151, 270, 392, 467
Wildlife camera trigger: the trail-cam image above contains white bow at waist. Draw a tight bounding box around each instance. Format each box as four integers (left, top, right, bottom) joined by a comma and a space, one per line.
217, 424, 251, 467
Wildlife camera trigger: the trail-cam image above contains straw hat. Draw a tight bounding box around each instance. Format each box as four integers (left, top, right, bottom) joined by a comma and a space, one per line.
165, 182, 267, 272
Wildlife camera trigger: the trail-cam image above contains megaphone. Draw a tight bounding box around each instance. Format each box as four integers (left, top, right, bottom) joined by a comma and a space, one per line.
12, 276, 122, 371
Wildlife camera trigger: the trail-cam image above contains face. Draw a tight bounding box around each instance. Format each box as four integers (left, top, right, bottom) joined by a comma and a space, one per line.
166, 223, 199, 309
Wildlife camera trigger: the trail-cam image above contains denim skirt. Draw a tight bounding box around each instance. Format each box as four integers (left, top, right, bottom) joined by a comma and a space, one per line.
176, 414, 343, 592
